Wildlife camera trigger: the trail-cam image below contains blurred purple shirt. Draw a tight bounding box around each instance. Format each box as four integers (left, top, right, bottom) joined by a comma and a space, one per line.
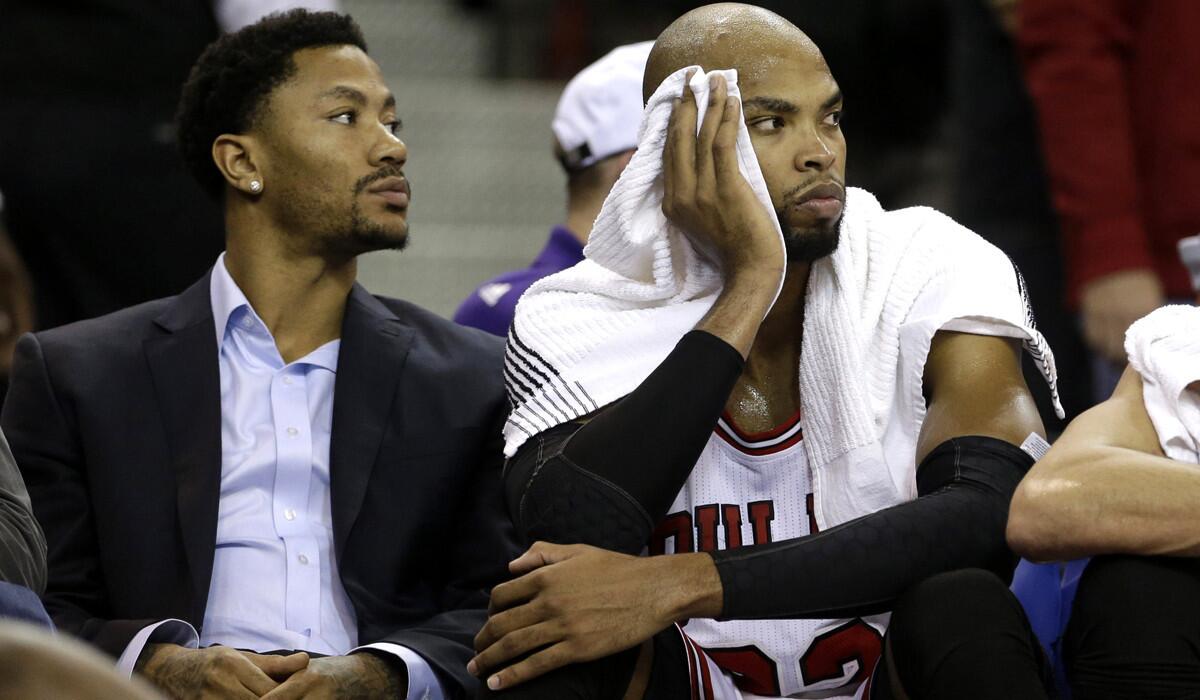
453, 226, 585, 336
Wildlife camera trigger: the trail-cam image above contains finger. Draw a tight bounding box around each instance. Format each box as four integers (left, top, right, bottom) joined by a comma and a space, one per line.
695, 73, 728, 189
485, 644, 576, 692
666, 70, 699, 205
259, 673, 311, 700
474, 600, 546, 653
713, 95, 743, 182
471, 621, 562, 677
488, 574, 540, 616
228, 654, 283, 696
241, 651, 309, 680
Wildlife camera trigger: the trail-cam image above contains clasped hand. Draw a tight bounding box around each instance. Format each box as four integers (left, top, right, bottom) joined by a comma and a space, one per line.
141, 644, 401, 699
662, 70, 783, 279
467, 542, 682, 691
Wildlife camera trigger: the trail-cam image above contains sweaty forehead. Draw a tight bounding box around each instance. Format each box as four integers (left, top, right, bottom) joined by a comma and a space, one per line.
643, 4, 827, 101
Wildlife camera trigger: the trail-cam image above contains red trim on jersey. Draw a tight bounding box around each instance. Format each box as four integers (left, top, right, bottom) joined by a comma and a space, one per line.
715, 410, 804, 456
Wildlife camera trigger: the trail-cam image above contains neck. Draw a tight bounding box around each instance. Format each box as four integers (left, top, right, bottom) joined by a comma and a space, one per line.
745, 261, 810, 374
223, 207, 357, 364
563, 196, 605, 246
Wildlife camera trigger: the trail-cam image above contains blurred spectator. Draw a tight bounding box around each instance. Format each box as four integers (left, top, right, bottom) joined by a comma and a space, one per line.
454, 41, 651, 335
1018, 0, 1200, 398
0, 195, 34, 398
944, 0, 1092, 425
0, 426, 45, 612
0, 1, 335, 332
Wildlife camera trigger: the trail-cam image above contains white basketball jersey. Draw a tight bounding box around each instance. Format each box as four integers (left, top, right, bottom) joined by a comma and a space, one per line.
649, 412, 887, 699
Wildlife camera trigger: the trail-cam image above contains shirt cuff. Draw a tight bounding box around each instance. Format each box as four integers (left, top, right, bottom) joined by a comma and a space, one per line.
116, 619, 200, 677
353, 643, 445, 700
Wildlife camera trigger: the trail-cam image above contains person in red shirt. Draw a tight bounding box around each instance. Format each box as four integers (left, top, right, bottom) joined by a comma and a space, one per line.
1018, 0, 1200, 392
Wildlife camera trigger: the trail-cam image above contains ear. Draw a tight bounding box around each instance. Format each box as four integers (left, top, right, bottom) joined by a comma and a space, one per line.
212, 134, 263, 196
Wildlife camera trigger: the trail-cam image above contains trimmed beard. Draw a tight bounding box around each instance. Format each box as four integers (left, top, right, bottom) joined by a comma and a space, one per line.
778, 212, 841, 262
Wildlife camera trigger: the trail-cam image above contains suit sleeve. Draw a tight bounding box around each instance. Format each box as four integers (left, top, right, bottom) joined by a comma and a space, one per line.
1, 333, 160, 655
0, 426, 46, 592
1017, 0, 1153, 303
371, 394, 520, 699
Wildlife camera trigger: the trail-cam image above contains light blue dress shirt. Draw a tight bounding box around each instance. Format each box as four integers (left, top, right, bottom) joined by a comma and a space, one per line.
117, 255, 443, 699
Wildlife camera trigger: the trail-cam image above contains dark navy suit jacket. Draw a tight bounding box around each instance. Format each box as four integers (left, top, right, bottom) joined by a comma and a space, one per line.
0, 271, 518, 697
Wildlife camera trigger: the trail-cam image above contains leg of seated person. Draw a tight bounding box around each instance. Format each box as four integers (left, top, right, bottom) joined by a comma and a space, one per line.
872, 568, 1053, 700
477, 627, 697, 700
1063, 555, 1200, 699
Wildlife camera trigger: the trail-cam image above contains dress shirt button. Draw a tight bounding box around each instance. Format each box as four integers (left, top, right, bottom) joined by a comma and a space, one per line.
298, 554, 309, 565
241, 316, 254, 329
282, 375, 293, 385
286, 427, 299, 437
284, 508, 296, 521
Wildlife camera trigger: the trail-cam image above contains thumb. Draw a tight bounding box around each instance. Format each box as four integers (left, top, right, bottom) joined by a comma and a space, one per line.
509, 541, 576, 575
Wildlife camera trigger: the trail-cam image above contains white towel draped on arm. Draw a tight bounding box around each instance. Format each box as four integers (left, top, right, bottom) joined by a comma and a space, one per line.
1125, 305, 1200, 464
503, 66, 1063, 530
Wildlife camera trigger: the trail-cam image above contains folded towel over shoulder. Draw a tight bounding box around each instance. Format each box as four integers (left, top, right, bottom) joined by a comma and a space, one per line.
1125, 305, 1200, 464
503, 66, 1062, 530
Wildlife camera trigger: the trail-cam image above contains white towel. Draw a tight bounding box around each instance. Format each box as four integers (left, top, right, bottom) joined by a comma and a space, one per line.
504, 66, 1063, 529
1125, 305, 1200, 464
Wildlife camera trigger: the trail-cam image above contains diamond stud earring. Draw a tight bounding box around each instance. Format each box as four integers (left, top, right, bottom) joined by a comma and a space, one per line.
249, 180, 262, 193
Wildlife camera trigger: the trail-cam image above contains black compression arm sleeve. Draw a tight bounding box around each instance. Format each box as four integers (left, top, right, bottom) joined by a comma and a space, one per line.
710, 436, 1033, 620
504, 330, 744, 553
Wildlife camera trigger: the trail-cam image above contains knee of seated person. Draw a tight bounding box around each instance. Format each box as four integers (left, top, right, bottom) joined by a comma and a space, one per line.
1071, 555, 1200, 636
891, 569, 1019, 642
518, 457, 651, 553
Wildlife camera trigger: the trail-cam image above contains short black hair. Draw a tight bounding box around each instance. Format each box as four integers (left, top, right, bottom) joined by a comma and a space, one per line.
176, 10, 368, 199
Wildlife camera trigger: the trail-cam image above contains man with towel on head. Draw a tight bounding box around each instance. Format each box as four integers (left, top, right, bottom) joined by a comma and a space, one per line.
472, 4, 1061, 699
1007, 236, 1200, 698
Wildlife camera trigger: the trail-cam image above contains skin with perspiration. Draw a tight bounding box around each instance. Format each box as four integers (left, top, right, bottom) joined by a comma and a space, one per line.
470, 2, 1045, 694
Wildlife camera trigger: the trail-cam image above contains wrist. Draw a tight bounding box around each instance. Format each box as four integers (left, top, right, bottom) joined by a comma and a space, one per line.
657, 552, 724, 622
352, 651, 408, 698
136, 643, 183, 679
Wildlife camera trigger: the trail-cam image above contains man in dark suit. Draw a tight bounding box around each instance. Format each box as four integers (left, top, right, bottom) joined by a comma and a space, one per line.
0, 10, 516, 699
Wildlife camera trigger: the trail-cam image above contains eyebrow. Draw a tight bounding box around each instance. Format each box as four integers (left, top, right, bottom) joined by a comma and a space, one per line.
319, 85, 396, 109
741, 89, 843, 115
741, 96, 799, 114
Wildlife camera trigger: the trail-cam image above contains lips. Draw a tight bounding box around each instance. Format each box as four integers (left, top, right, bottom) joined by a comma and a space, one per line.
790, 182, 845, 219
366, 176, 410, 208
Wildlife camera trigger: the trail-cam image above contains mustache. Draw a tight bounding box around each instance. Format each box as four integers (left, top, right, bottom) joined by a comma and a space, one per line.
355, 165, 408, 194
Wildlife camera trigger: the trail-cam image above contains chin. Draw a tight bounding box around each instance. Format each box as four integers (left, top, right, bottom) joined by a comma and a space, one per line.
782, 224, 840, 262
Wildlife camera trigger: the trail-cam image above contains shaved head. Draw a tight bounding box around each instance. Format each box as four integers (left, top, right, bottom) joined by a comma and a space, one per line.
643, 3, 824, 102
647, 3, 847, 262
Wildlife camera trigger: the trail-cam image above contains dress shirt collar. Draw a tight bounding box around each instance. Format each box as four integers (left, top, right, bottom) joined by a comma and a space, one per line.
209, 253, 339, 372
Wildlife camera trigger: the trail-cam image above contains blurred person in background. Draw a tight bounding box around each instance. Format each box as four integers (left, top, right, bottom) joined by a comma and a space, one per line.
0, 0, 336, 337
1018, 0, 1200, 400
454, 41, 652, 336
943, 0, 1092, 426
1008, 236, 1200, 698
0, 622, 165, 700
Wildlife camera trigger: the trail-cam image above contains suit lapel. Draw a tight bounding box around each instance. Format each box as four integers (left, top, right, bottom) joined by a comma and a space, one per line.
330, 284, 415, 556
143, 273, 221, 624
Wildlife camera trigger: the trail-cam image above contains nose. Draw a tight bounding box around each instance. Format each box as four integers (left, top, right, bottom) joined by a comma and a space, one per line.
795, 129, 835, 172
371, 127, 407, 168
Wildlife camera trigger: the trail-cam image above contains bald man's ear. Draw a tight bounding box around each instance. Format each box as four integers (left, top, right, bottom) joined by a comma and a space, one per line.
212, 134, 263, 197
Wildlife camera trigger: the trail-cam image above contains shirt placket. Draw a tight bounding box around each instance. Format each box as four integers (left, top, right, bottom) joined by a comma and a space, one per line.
270, 366, 319, 638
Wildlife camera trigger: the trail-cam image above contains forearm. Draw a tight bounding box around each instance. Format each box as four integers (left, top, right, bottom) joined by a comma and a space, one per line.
1009, 447, 1200, 560
709, 437, 1030, 620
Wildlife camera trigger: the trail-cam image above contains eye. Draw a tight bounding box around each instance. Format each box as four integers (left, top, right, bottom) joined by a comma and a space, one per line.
748, 116, 785, 134
331, 111, 356, 125
824, 110, 843, 127
384, 118, 403, 136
